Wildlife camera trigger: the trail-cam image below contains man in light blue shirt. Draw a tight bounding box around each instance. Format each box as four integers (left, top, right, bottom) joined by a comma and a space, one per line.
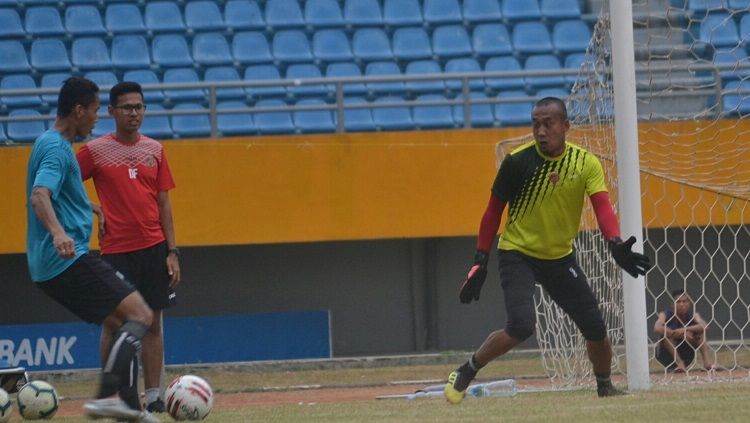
26, 77, 157, 423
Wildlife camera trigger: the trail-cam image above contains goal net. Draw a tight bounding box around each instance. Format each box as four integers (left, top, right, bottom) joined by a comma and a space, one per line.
497, 0, 750, 389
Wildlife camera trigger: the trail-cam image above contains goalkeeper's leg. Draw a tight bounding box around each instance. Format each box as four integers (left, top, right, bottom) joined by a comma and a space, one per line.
445, 251, 536, 404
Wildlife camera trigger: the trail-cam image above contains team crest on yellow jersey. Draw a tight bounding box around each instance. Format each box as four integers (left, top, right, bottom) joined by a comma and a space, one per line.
548, 170, 560, 186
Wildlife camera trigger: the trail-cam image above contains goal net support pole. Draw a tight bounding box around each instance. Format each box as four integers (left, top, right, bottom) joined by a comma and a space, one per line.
608, 0, 650, 391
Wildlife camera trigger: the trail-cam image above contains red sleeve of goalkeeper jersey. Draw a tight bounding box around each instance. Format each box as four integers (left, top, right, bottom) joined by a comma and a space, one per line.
476, 193, 506, 253
590, 191, 621, 242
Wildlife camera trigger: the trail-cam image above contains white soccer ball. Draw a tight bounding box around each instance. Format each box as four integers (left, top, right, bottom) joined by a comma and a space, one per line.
0, 388, 12, 423
165, 375, 214, 421
17, 380, 58, 420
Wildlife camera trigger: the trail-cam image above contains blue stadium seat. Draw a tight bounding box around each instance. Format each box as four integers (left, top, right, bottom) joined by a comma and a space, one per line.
713, 48, 750, 81
163, 68, 205, 103
688, 0, 726, 13
452, 92, 495, 127
140, 104, 174, 139
217, 101, 255, 136
325, 62, 367, 95
172, 103, 212, 138
392, 27, 433, 61
185, 1, 225, 32
495, 91, 533, 126
373, 96, 414, 130
463, 0, 502, 24
305, 0, 344, 28
432, 25, 472, 59
72, 38, 111, 70
152, 35, 193, 67
722, 80, 750, 115
225, 0, 265, 31
383, 0, 423, 27
8, 109, 46, 143
272, 30, 314, 63
512, 22, 554, 55
193, 33, 234, 66
40, 73, 70, 105
92, 105, 115, 138
31, 39, 72, 72
204, 67, 246, 100
699, 14, 739, 48
112, 35, 151, 70
344, 0, 383, 27
105, 4, 146, 34
25, 7, 65, 37
65, 5, 106, 36
563, 52, 586, 84
253, 99, 295, 134
265, 0, 305, 29
0, 41, 31, 73
540, 0, 582, 20
405, 60, 445, 94
286, 63, 329, 97
233, 32, 274, 64
730, 0, 750, 9
485, 56, 525, 90
0, 124, 7, 143
738, 14, 750, 46
1, 75, 42, 108
553, 20, 591, 54
340, 97, 375, 131
524, 54, 565, 89
84, 71, 118, 101
352, 28, 393, 62
145, 2, 186, 33
444, 58, 484, 91
294, 98, 336, 133
413, 94, 454, 129
365, 61, 405, 95
0, 9, 25, 38
535, 87, 569, 101
313, 29, 353, 62
122, 69, 165, 103
502, 0, 542, 22
244, 65, 286, 98
473, 23, 513, 57
423, 0, 462, 25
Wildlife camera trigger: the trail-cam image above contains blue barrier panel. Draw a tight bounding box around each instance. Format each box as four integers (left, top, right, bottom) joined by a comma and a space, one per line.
0, 311, 331, 371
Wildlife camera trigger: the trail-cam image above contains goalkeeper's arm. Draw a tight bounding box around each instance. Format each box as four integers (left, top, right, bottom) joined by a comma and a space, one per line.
590, 191, 652, 277
459, 193, 506, 303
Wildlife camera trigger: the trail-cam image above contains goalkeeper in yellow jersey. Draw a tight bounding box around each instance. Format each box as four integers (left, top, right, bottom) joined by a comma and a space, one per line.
444, 97, 652, 403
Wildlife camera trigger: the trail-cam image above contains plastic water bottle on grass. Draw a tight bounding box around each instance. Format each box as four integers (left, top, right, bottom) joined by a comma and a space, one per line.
467, 379, 517, 398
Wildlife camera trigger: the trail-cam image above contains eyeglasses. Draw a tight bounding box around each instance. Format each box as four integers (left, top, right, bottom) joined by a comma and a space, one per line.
114, 104, 146, 114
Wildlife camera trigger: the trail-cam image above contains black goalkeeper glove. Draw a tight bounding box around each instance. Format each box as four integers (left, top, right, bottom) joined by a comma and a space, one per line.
459, 250, 489, 304
608, 236, 652, 278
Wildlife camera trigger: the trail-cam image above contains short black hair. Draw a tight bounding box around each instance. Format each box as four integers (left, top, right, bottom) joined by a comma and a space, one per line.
671, 288, 686, 298
109, 81, 144, 106
57, 77, 99, 118
534, 96, 568, 120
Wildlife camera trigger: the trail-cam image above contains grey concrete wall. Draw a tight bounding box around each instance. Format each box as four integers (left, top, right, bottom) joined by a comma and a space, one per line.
1, 227, 747, 357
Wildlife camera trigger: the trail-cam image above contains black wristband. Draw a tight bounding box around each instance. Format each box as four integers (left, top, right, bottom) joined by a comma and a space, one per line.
473, 250, 489, 266
168, 247, 180, 257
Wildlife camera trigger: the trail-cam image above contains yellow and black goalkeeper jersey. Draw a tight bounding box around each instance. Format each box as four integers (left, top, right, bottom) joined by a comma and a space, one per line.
493, 141, 608, 259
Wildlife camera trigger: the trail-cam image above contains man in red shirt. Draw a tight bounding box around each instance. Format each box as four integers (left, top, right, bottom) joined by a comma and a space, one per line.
78, 81, 180, 413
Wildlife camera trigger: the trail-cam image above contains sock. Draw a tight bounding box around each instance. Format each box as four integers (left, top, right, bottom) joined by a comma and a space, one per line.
467, 355, 485, 372
595, 372, 612, 389
145, 388, 160, 405
98, 321, 148, 410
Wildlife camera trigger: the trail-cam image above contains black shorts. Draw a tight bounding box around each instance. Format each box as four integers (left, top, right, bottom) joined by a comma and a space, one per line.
497, 249, 607, 341
655, 341, 696, 369
37, 253, 136, 325
102, 241, 174, 311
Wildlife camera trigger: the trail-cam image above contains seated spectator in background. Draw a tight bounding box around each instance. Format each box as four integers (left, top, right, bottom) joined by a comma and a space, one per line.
654, 289, 716, 372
